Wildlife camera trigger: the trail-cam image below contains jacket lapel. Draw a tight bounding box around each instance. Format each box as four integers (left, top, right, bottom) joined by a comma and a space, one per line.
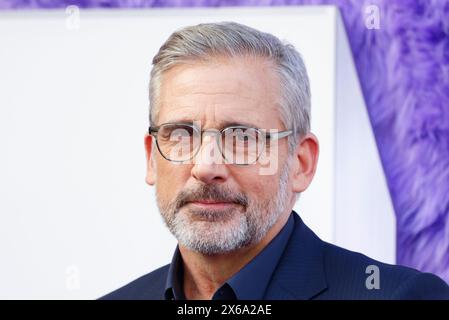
264, 211, 328, 300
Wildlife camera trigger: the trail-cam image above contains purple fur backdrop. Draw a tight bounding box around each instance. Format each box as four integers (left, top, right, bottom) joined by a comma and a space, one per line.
1, 0, 449, 281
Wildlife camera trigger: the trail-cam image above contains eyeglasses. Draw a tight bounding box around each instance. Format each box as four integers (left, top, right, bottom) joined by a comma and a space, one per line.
148, 123, 292, 165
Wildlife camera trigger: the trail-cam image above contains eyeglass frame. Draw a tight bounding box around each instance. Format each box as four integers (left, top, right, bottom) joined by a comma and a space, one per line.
148, 122, 293, 165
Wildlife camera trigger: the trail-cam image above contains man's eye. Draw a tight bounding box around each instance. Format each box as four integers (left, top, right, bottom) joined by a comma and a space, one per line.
236, 134, 250, 141
159, 125, 194, 140
235, 130, 258, 142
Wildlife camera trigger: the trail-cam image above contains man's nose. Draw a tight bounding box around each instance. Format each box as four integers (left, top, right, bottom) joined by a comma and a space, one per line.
191, 132, 229, 184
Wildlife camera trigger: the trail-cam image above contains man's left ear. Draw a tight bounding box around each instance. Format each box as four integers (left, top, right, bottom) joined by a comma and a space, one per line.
291, 133, 319, 193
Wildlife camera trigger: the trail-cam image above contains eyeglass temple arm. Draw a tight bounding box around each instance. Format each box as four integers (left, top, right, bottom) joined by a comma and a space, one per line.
265, 130, 293, 141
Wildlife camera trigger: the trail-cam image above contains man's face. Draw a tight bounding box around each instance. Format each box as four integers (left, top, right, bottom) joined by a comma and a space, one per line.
146, 56, 294, 255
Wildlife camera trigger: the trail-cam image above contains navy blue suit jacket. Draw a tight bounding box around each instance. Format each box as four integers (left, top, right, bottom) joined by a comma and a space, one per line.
101, 212, 449, 300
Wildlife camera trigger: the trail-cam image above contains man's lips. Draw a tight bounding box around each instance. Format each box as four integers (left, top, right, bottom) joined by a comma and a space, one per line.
187, 200, 238, 209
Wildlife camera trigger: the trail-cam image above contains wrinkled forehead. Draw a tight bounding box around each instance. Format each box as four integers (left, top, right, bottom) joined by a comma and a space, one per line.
155, 57, 285, 130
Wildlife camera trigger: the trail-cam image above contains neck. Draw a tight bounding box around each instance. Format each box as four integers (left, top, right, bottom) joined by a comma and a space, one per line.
179, 209, 291, 300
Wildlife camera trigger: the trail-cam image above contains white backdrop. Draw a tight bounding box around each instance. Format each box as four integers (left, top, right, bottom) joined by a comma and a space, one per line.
0, 7, 395, 299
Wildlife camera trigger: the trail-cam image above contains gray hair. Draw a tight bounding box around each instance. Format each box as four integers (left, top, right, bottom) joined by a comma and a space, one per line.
149, 21, 311, 153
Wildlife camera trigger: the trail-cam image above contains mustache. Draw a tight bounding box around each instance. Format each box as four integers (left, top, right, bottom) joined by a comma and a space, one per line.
174, 184, 248, 210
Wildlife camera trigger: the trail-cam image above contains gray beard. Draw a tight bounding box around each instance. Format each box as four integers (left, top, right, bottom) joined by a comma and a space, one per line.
156, 160, 292, 255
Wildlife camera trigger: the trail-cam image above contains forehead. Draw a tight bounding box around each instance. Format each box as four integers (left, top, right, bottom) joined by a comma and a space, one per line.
157, 56, 284, 128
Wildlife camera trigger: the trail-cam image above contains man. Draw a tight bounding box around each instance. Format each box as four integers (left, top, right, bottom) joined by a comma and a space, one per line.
102, 22, 449, 300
